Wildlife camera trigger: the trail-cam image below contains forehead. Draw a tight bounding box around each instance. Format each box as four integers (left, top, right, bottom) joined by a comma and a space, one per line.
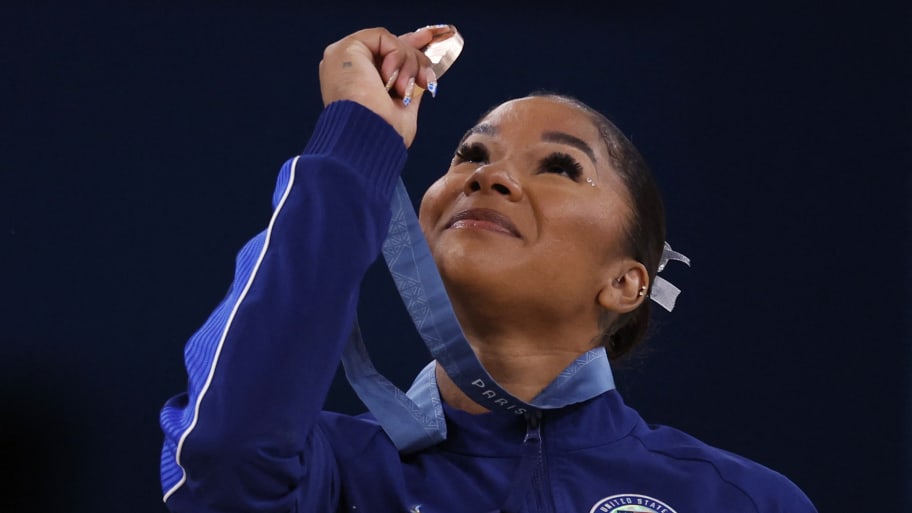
475, 97, 601, 145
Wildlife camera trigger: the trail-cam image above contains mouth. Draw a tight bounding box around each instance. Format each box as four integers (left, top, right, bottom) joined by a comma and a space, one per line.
444, 208, 521, 238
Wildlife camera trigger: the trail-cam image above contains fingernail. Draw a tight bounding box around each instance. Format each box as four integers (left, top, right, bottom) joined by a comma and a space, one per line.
426, 69, 438, 98
384, 69, 399, 91
403, 77, 415, 106
418, 24, 450, 31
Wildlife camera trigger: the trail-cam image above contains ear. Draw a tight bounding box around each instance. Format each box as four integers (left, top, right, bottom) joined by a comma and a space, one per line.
597, 260, 649, 314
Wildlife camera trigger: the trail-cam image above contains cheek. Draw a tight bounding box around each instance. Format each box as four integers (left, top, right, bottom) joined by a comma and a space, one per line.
548, 196, 630, 263
418, 176, 451, 236
587, 207, 633, 262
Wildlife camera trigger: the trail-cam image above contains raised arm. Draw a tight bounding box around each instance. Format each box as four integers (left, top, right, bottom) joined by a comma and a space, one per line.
159, 27, 436, 512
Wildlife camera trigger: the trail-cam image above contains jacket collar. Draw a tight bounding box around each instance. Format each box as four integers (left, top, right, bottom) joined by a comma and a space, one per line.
438, 390, 641, 456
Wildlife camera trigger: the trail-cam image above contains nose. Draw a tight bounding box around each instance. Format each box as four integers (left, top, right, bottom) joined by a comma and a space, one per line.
463, 163, 523, 201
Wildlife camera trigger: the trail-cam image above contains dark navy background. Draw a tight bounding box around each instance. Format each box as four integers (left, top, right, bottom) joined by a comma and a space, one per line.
2, 1, 909, 512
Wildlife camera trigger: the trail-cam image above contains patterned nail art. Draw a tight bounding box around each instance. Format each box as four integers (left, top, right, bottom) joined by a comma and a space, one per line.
426, 69, 438, 98
403, 77, 416, 106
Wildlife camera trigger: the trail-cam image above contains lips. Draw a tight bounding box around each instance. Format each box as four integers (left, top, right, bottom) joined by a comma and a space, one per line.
445, 208, 521, 237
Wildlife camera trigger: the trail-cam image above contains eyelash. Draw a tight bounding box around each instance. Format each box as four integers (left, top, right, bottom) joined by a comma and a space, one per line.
454, 143, 584, 181
541, 152, 583, 180
454, 142, 488, 164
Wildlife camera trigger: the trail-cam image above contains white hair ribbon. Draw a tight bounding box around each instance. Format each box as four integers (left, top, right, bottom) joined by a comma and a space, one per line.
649, 241, 691, 312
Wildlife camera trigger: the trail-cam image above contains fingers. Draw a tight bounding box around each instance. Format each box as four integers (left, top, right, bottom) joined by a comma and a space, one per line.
380, 55, 434, 105
377, 28, 438, 104
318, 25, 446, 147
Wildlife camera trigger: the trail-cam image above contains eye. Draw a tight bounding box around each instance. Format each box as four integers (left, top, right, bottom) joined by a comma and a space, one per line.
540, 152, 583, 181
453, 142, 489, 164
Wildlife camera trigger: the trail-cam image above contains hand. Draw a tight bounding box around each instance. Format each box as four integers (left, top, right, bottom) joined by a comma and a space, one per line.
319, 26, 437, 148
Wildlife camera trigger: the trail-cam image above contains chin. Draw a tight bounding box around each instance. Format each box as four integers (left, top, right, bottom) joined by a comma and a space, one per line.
433, 245, 517, 295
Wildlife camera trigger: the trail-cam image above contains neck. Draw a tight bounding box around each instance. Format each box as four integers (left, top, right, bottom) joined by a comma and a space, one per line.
435, 322, 601, 414
434, 280, 605, 413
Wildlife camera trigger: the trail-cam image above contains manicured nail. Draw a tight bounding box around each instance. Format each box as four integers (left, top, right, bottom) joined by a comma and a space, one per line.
402, 77, 415, 106
418, 24, 450, 31
384, 69, 399, 91
426, 69, 438, 98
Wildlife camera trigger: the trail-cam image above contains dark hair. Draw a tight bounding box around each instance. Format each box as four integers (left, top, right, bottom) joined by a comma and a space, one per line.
526, 92, 667, 360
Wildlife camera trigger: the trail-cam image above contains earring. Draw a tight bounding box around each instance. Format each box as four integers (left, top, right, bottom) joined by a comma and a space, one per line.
637, 285, 647, 297
586, 177, 596, 187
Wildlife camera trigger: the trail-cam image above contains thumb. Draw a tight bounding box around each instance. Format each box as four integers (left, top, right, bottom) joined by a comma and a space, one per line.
399, 24, 438, 51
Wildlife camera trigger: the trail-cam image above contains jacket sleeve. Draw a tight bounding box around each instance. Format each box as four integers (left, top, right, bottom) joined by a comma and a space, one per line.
159, 101, 408, 512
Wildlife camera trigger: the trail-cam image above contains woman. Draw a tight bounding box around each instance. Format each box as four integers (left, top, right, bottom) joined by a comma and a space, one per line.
159, 26, 817, 512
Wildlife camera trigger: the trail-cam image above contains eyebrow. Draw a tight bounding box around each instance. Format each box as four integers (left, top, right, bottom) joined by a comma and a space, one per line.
458, 123, 497, 144
458, 125, 598, 167
542, 131, 597, 165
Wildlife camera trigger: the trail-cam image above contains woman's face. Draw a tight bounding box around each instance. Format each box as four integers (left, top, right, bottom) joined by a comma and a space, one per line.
419, 96, 636, 322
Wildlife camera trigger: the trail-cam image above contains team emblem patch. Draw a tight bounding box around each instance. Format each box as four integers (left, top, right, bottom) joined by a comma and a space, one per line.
589, 494, 678, 513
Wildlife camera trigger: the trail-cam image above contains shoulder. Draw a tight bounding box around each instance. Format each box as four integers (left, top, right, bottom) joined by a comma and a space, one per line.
630, 422, 817, 512
316, 410, 397, 456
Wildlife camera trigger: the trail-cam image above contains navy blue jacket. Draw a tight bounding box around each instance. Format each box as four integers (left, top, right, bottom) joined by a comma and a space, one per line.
160, 100, 817, 513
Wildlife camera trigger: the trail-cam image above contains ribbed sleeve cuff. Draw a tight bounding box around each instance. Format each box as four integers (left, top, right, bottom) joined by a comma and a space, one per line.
302, 100, 408, 202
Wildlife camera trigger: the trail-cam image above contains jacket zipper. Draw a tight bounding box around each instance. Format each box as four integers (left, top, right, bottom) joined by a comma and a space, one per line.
523, 411, 554, 513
